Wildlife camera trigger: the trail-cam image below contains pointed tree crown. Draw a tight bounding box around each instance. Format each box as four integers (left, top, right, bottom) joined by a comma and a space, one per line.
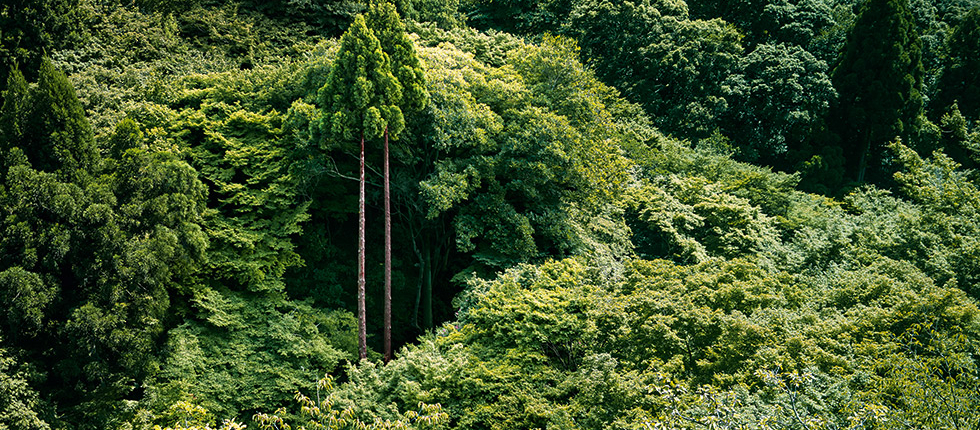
1, 59, 98, 180
366, 1, 429, 120
0, 67, 29, 158
935, 7, 980, 119
832, 0, 923, 144
318, 14, 404, 146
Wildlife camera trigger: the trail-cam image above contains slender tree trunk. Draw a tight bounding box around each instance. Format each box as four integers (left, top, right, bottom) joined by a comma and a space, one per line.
358, 133, 367, 360
422, 243, 433, 330
410, 225, 424, 330
857, 131, 871, 183
384, 127, 392, 364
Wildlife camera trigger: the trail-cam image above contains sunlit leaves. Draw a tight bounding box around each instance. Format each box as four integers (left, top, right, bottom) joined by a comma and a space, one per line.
316, 255, 979, 429
148, 292, 357, 421
0, 344, 49, 430
415, 38, 631, 272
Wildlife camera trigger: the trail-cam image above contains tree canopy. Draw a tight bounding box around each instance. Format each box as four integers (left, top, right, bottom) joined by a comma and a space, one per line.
2, 1, 980, 429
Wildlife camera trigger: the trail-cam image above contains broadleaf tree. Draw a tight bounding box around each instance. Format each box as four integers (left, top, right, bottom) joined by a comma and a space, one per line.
0, 60, 208, 428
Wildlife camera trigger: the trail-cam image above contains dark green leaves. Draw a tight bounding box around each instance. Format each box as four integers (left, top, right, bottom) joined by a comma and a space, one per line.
934, 7, 980, 120
0, 60, 209, 427
830, 0, 925, 184
721, 43, 836, 163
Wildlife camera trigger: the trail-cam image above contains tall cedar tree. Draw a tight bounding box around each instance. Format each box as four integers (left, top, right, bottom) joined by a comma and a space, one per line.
318, 14, 403, 360
0, 66, 29, 161
365, 0, 428, 362
1, 62, 208, 427
830, 0, 923, 184
2, 59, 98, 182
934, 7, 980, 120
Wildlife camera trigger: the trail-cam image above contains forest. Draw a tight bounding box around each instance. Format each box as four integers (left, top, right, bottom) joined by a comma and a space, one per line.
1, 0, 979, 428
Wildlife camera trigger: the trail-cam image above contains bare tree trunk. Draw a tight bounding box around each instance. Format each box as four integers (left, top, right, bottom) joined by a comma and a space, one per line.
358, 133, 367, 360
384, 127, 392, 364
422, 243, 433, 330
857, 131, 871, 183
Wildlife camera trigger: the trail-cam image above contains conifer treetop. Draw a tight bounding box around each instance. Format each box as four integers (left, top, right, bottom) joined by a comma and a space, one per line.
318, 14, 404, 145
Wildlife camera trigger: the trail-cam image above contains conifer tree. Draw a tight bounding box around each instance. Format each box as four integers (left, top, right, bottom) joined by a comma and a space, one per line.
366, 0, 428, 363
367, 2, 428, 115
0, 67, 28, 164
1, 61, 207, 426
318, 14, 403, 360
830, 0, 924, 184
934, 7, 980, 120
2, 59, 99, 182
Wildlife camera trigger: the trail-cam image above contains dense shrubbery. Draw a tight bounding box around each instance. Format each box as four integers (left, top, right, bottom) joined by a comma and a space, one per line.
1, 0, 979, 429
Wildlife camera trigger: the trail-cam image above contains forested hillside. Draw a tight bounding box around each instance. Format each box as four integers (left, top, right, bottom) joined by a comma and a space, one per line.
1, 0, 979, 428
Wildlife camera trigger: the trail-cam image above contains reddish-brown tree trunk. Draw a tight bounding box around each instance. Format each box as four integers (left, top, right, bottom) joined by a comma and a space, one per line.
358, 133, 367, 360
384, 127, 392, 364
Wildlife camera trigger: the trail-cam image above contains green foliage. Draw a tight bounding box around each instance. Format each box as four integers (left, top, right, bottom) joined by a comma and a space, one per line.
932, 103, 980, 169
1, 59, 98, 181
0, 0, 87, 90
0, 60, 208, 427
318, 14, 404, 144
136, 62, 321, 296
407, 23, 523, 67
417, 36, 633, 272
688, 0, 837, 51
884, 139, 980, 298
566, 0, 744, 141
869, 320, 980, 428
318, 256, 978, 429
721, 43, 836, 163
367, 1, 429, 118
0, 344, 49, 430
144, 290, 356, 421
238, 0, 366, 35
109, 59, 348, 423
627, 176, 781, 263
395, 0, 464, 29
461, 0, 573, 34
6, 3, 980, 429
251, 376, 448, 430
53, 1, 328, 135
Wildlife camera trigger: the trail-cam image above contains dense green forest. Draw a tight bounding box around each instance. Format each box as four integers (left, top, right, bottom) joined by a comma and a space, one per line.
1, 0, 979, 428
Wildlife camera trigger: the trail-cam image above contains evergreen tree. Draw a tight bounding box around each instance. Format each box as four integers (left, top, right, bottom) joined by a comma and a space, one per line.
1, 61, 207, 427
934, 7, 980, 120
14, 59, 98, 182
318, 14, 403, 360
366, 0, 428, 361
0, 66, 28, 165
830, 0, 924, 184
367, 1, 428, 116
